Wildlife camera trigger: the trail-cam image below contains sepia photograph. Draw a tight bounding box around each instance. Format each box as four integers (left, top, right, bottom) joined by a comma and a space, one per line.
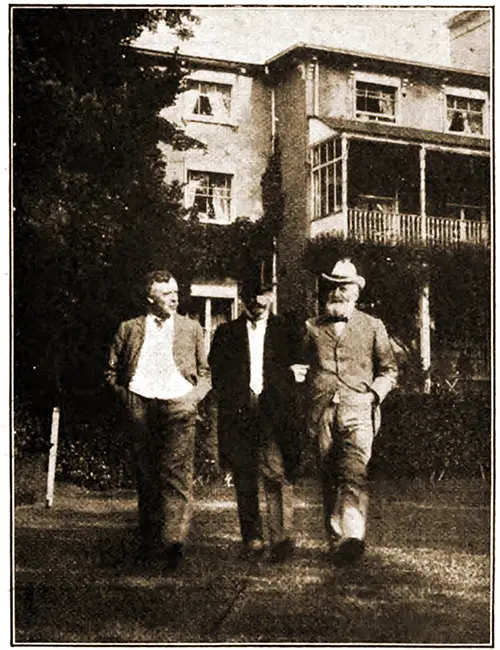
11, 4, 492, 645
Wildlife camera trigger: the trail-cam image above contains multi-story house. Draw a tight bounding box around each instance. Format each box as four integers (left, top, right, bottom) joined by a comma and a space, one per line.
136, 36, 491, 386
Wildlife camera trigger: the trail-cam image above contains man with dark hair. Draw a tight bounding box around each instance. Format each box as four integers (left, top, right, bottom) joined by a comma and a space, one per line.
300, 259, 397, 565
209, 276, 302, 563
106, 269, 211, 570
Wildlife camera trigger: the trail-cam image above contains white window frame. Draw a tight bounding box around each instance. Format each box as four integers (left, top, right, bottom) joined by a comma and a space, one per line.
311, 138, 342, 221
190, 282, 238, 352
185, 170, 233, 223
443, 85, 488, 137
353, 71, 400, 124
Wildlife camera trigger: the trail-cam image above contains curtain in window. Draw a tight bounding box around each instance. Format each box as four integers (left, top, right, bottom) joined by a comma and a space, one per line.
207, 90, 230, 120
185, 177, 202, 209
212, 186, 230, 222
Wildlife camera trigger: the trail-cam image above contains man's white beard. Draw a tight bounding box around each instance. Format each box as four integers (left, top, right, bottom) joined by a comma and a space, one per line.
329, 301, 356, 318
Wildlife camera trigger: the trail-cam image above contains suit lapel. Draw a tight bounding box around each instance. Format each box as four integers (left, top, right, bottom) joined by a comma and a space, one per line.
336, 309, 361, 348
235, 315, 251, 383
130, 315, 147, 367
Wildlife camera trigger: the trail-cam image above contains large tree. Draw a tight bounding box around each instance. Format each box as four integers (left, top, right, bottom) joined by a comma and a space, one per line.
13, 8, 198, 408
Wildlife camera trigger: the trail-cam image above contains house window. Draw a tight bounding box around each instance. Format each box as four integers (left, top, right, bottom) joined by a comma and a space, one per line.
356, 81, 397, 122
185, 80, 232, 122
446, 95, 484, 135
311, 138, 342, 220
186, 171, 232, 222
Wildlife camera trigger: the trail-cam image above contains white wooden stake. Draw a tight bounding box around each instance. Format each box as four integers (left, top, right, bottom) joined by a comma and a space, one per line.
419, 282, 432, 394
46, 406, 60, 508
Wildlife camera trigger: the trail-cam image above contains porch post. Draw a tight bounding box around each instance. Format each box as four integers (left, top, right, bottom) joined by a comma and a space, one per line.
419, 276, 432, 394
271, 236, 278, 314
419, 145, 427, 243
341, 134, 349, 235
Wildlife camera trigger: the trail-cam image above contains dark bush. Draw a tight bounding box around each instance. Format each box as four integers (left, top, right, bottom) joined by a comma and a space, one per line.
13, 381, 491, 491
13, 402, 52, 504
371, 383, 491, 481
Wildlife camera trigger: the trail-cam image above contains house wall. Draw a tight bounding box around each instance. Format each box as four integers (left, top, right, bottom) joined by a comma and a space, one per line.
159, 69, 271, 222
448, 10, 491, 74
317, 62, 488, 134
274, 63, 317, 319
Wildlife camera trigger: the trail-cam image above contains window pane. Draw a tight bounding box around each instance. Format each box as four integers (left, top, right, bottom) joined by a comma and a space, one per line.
446, 95, 484, 135
470, 98, 484, 112
320, 143, 327, 165
356, 81, 396, 121
187, 171, 232, 221
448, 110, 465, 132
469, 114, 483, 134
185, 80, 232, 120
335, 161, 342, 211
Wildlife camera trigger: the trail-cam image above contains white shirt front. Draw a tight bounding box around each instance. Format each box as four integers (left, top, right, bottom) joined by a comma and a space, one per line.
246, 315, 268, 396
129, 314, 193, 400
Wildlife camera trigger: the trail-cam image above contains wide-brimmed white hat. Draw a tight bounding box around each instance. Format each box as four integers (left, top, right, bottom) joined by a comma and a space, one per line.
321, 259, 365, 289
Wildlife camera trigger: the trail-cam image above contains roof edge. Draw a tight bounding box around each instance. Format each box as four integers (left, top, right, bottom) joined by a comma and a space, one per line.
265, 42, 490, 79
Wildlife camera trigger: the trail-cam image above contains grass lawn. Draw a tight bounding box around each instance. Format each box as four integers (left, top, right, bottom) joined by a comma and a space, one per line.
14, 476, 491, 644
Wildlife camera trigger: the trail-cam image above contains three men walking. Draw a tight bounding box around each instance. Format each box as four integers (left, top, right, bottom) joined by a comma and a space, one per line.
107, 260, 397, 569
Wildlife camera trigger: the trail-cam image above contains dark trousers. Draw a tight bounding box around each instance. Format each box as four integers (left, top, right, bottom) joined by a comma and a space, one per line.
125, 391, 197, 549
232, 393, 294, 546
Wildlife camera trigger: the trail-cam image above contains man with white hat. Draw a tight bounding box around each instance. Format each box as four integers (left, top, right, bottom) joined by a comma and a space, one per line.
297, 258, 397, 565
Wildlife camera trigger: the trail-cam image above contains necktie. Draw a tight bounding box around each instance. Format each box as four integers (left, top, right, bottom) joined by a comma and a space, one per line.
153, 314, 170, 327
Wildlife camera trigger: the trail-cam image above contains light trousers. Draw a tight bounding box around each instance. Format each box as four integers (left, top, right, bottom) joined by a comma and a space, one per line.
316, 397, 374, 542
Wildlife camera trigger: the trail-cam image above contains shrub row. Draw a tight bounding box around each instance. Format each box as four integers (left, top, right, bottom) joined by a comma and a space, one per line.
370, 384, 491, 481
14, 384, 491, 495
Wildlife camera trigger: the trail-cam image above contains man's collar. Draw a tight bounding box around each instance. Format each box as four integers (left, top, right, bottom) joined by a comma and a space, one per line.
246, 312, 269, 328
149, 312, 173, 327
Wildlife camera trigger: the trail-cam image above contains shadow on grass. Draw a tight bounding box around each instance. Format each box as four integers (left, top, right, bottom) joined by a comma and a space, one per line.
14, 480, 491, 644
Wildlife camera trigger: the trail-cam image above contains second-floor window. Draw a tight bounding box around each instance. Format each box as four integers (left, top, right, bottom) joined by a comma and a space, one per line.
185, 80, 232, 123
356, 81, 397, 123
446, 95, 484, 135
186, 171, 232, 222
311, 138, 342, 220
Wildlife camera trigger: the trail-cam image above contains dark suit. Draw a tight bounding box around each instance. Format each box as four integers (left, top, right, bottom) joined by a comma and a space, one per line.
209, 313, 300, 546
304, 308, 397, 543
106, 313, 210, 551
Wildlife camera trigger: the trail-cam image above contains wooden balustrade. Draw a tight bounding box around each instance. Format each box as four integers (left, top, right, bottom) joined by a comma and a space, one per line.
346, 209, 489, 247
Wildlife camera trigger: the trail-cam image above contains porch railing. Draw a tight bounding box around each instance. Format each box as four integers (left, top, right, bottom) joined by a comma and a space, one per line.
346, 209, 490, 248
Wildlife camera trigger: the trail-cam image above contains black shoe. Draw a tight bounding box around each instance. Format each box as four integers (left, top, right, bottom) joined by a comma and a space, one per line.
270, 539, 295, 564
134, 543, 164, 566
333, 538, 365, 566
240, 538, 265, 559
164, 542, 184, 571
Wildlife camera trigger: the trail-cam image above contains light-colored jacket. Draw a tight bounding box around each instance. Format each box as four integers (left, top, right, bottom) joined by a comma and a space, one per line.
304, 308, 398, 433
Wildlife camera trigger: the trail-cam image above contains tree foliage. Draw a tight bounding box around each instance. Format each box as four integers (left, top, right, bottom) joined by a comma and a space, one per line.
13, 8, 198, 406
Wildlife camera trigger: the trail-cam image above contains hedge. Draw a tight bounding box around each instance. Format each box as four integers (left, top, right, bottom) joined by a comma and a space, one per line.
14, 382, 491, 497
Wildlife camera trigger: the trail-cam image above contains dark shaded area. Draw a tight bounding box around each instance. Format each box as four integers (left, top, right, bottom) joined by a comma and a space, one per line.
370, 385, 491, 481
